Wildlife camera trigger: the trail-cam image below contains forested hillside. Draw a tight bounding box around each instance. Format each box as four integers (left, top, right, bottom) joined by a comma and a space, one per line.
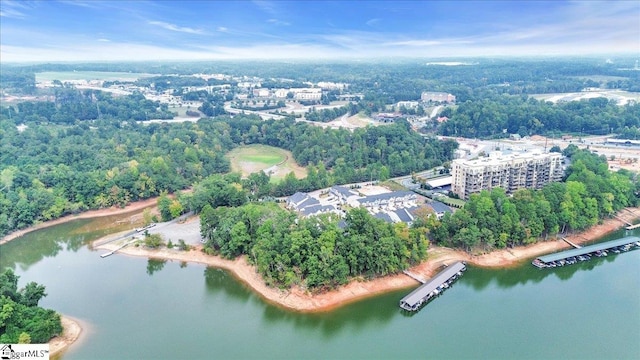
0, 113, 455, 237
438, 95, 640, 138
3, 89, 175, 123
200, 204, 429, 289
428, 147, 638, 251
0, 269, 62, 344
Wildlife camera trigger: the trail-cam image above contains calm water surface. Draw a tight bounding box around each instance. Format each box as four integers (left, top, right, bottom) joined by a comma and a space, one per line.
1, 214, 639, 359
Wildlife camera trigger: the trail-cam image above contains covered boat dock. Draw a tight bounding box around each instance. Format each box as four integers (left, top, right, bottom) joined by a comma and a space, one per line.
399, 261, 466, 312
533, 236, 640, 268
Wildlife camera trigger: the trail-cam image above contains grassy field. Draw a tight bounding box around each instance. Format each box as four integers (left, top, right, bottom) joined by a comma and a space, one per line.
226, 144, 307, 182
35, 71, 156, 82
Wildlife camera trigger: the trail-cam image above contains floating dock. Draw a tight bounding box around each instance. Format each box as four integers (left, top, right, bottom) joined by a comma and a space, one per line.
100, 239, 136, 258
399, 261, 466, 312
532, 236, 640, 268
626, 223, 640, 230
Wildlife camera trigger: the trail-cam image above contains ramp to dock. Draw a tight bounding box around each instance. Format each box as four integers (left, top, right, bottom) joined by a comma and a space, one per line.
562, 237, 582, 249
402, 270, 426, 284
100, 239, 137, 258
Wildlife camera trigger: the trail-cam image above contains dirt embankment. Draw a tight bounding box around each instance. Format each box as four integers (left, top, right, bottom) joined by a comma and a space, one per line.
0, 197, 159, 245
6, 194, 640, 313
50, 316, 85, 358
96, 206, 640, 313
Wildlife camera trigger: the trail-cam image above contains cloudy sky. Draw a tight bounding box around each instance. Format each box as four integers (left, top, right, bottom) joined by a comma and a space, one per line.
1, 0, 638, 62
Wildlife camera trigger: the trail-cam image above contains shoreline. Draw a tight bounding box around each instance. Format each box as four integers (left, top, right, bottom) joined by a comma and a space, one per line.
49, 315, 85, 358
6, 195, 639, 313
95, 205, 640, 313
0, 197, 159, 245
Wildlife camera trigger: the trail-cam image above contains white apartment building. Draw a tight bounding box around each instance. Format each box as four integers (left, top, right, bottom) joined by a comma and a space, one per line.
420, 92, 456, 103
451, 151, 564, 199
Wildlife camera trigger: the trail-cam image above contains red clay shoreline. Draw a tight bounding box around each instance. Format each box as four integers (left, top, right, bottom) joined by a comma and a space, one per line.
0, 197, 159, 245
3, 199, 638, 358
94, 205, 640, 313
4, 199, 640, 314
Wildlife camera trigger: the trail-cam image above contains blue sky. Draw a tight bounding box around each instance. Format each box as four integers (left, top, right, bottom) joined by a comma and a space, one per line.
1, 0, 638, 62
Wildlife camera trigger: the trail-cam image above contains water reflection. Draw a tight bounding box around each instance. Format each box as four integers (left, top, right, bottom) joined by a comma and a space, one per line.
146, 258, 167, 275
260, 292, 399, 339
204, 267, 253, 303
202, 266, 399, 338
464, 249, 633, 292
0, 212, 145, 271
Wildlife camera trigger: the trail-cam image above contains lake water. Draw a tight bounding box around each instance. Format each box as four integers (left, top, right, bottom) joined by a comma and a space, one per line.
1, 214, 639, 359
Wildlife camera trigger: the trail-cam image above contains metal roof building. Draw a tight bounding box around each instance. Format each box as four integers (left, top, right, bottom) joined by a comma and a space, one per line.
536, 237, 640, 264
399, 261, 466, 311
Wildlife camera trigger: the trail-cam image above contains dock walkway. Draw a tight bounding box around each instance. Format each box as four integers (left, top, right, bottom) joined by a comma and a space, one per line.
100, 239, 137, 258
402, 270, 426, 284
562, 237, 582, 249
533, 236, 640, 268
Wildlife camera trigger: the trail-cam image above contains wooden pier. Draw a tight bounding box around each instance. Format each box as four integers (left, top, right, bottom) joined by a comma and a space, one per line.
561, 237, 582, 249
402, 270, 426, 284
613, 215, 632, 226
625, 223, 640, 230
100, 239, 136, 258
399, 261, 466, 312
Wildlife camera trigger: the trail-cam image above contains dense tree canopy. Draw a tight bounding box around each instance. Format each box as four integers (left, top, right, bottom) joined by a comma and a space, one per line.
438, 95, 640, 138
429, 148, 638, 251
200, 203, 428, 289
0, 269, 62, 344
0, 111, 455, 237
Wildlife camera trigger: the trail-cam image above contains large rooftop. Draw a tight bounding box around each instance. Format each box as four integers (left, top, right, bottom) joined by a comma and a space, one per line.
400, 261, 466, 308
536, 236, 640, 263
453, 151, 562, 169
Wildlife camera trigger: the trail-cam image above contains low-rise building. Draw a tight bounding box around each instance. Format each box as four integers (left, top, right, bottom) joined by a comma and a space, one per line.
426, 201, 453, 219
352, 191, 416, 209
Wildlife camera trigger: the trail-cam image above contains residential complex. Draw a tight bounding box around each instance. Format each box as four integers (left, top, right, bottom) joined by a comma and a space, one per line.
451, 151, 564, 199
286, 186, 426, 226
420, 92, 456, 103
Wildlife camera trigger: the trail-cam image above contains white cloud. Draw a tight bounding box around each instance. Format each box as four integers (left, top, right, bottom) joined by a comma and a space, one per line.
56, 0, 103, 9
253, 0, 277, 15
217, 26, 228, 32
0, 0, 31, 19
366, 18, 380, 27
148, 20, 204, 35
267, 18, 290, 26
97, 38, 110, 42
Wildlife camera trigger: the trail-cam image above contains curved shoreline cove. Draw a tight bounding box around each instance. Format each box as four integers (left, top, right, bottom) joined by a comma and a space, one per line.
4, 198, 640, 313
49, 316, 84, 358
1, 205, 638, 359
93, 205, 640, 313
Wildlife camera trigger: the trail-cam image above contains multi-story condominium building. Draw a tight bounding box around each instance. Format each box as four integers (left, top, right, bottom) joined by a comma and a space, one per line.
451, 151, 564, 199
420, 92, 456, 103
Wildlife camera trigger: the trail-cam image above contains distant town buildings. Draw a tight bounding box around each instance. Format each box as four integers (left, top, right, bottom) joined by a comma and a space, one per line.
421, 92, 456, 103
451, 151, 564, 199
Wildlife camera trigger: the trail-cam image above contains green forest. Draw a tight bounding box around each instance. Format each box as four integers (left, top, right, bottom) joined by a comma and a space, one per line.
0, 108, 455, 237
437, 95, 640, 138
428, 147, 638, 251
200, 203, 430, 289
0, 269, 62, 344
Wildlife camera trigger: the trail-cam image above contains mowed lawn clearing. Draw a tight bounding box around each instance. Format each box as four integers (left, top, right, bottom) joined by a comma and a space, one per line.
226, 144, 307, 182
